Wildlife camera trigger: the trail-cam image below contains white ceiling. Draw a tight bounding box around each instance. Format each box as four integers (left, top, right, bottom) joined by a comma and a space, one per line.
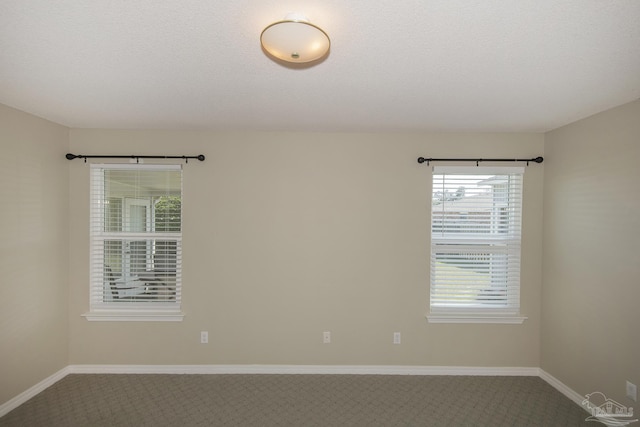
1, 0, 639, 133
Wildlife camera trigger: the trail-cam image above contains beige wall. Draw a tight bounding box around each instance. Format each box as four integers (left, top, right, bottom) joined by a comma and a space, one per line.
542, 99, 640, 404
0, 105, 69, 404
68, 130, 544, 366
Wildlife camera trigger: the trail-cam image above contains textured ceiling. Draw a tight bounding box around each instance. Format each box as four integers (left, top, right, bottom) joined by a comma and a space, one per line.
1, 0, 639, 132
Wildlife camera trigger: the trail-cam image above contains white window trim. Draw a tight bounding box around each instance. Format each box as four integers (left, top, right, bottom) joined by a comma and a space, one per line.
83, 309, 184, 322
426, 313, 527, 324
428, 166, 526, 324
84, 163, 184, 322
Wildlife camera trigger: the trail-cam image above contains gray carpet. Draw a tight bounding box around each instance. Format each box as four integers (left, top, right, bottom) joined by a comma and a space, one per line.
0, 374, 595, 426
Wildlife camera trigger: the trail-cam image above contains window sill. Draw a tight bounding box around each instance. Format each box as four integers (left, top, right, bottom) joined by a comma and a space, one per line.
82, 311, 184, 322
426, 313, 527, 324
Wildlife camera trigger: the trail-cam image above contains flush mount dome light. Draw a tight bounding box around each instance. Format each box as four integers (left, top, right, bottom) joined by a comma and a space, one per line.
260, 13, 330, 63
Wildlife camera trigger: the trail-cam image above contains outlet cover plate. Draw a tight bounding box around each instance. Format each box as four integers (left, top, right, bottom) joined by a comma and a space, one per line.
393, 332, 401, 344
627, 381, 637, 401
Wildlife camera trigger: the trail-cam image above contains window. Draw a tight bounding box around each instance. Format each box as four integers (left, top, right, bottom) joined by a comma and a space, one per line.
84, 164, 183, 321
428, 166, 526, 324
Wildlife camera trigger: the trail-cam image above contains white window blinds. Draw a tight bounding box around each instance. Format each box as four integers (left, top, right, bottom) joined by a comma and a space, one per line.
88, 164, 183, 319
430, 166, 523, 314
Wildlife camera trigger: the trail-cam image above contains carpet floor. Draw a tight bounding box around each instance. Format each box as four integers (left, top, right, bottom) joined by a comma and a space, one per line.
0, 374, 595, 426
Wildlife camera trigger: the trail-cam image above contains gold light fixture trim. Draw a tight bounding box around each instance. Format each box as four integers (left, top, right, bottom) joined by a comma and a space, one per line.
260, 13, 330, 63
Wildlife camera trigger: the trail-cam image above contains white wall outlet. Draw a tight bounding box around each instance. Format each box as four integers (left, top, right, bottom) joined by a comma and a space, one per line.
200, 331, 208, 344
393, 332, 401, 344
627, 381, 637, 402
323, 331, 331, 344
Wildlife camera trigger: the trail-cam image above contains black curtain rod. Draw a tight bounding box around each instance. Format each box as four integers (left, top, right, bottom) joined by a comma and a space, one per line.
417, 156, 543, 166
66, 153, 205, 163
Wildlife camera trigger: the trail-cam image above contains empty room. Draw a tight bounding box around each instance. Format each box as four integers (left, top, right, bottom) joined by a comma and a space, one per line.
1, 1, 639, 426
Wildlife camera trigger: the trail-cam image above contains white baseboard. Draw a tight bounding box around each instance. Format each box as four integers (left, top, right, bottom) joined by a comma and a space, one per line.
538, 368, 586, 408
0, 366, 70, 418
67, 364, 540, 376
0, 364, 579, 418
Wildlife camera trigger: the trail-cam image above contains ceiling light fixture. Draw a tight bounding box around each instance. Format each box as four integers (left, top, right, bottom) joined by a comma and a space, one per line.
260, 13, 330, 63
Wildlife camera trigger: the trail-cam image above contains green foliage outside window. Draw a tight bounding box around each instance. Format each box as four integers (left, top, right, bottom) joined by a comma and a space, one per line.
154, 196, 181, 232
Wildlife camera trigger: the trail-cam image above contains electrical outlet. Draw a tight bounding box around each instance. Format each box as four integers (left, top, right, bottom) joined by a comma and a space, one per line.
627, 381, 637, 402
323, 331, 331, 344
200, 331, 208, 344
393, 332, 401, 344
